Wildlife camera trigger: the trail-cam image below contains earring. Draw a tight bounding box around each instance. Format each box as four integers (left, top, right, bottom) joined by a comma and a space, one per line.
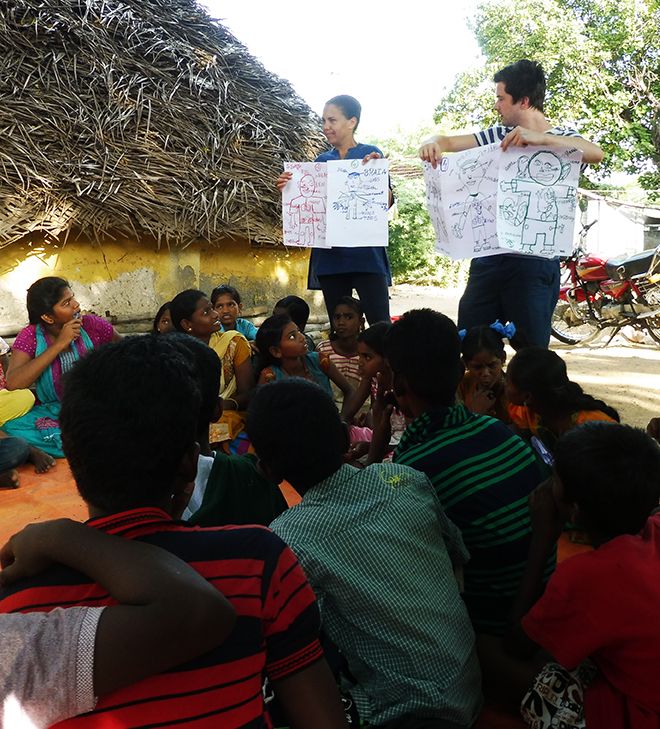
188, 327, 192, 332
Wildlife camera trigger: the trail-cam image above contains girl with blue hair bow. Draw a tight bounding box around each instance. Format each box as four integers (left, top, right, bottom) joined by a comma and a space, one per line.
457, 320, 515, 421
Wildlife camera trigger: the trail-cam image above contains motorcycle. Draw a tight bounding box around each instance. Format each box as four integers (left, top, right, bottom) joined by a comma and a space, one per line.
551, 220, 660, 346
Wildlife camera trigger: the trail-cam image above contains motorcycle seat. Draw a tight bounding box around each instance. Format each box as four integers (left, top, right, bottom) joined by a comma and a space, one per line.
606, 250, 656, 280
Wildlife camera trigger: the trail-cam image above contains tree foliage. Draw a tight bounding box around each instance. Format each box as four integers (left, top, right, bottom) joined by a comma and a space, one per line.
435, 0, 660, 185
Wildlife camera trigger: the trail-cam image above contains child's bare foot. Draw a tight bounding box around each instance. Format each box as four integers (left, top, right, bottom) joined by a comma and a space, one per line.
0, 469, 19, 489
28, 447, 56, 474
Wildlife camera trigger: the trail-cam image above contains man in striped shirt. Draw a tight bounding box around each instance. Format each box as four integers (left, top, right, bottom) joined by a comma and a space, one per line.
0, 335, 348, 729
420, 59, 604, 347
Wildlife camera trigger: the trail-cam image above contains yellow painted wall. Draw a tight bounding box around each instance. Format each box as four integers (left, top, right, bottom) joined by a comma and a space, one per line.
0, 234, 321, 335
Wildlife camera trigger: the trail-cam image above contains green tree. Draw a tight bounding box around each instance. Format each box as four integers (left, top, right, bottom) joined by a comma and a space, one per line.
435, 0, 660, 190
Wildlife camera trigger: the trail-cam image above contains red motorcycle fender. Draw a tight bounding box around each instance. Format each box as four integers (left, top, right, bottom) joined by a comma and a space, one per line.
558, 286, 587, 303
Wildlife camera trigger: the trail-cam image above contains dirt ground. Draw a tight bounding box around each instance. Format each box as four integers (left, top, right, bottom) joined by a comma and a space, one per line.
390, 283, 660, 429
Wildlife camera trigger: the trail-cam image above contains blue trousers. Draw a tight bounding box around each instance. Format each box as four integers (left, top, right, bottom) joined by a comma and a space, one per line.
457, 255, 560, 347
318, 273, 391, 326
0, 436, 30, 472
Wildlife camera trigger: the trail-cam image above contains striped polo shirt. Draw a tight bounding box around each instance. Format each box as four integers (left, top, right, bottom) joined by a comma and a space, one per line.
474, 123, 581, 147
0, 508, 323, 728
394, 405, 555, 636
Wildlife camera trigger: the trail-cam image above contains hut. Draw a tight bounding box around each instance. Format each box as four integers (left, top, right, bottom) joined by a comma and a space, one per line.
0, 0, 327, 334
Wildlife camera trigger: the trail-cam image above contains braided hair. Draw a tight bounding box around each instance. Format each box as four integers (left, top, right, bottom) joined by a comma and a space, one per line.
507, 347, 619, 421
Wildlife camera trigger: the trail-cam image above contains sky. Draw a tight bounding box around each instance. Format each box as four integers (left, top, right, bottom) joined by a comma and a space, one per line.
200, 0, 483, 139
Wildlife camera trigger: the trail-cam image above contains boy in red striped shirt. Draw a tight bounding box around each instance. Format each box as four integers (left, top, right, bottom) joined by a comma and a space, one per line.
0, 333, 347, 729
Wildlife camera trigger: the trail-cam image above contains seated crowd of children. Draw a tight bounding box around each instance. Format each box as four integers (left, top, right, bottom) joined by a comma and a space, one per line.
0, 275, 659, 729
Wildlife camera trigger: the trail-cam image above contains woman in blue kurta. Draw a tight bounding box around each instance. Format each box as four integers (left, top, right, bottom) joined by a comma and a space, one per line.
278, 95, 392, 325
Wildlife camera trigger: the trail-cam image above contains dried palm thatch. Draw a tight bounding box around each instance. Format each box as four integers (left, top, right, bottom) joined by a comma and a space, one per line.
0, 0, 327, 248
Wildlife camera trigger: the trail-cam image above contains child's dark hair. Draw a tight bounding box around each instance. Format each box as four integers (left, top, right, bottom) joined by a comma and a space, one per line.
151, 301, 172, 334
60, 335, 200, 513
247, 379, 348, 491
325, 95, 361, 130
333, 295, 362, 317
255, 314, 292, 369
384, 309, 464, 405
357, 321, 391, 356
461, 325, 506, 362
26, 276, 71, 325
555, 422, 660, 541
274, 295, 310, 331
507, 347, 620, 421
211, 285, 241, 307
170, 289, 206, 332
330, 295, 363, 339
165, 332, 221, 434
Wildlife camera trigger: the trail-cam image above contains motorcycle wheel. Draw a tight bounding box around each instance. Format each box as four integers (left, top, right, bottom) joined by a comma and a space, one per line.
550, 300, 603, 345
644, 319, 660, 345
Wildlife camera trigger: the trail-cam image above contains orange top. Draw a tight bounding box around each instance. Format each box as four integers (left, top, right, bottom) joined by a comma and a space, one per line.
508, 405, 616, 435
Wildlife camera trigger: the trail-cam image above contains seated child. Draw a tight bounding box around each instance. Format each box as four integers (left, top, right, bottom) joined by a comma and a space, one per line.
4, 276, 119, 457
167, 332, 287, 527
248, 378, 482, 729
170, 289, 253, 454
458, 321, 515, 422
151, 301, 173, 334
256, 314, 354, 419
316, 296, 365, 412
0, 518, 234, 728
273, 295, 315, 352
509, 422, 660, 729
342, 322, 408, 458
211, 284, 258, 341
371, 309, 548, 642
0, 334, 346, 729
506, 347, 619, 452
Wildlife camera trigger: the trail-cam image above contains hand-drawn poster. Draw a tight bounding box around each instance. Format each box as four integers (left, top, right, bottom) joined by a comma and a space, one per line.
282, 162, 328, 248
497, 146, 582, 257
443, 144, 500, 258
423, 162, 450, 256
325, 158, 390, 247
423, 145, 501, 259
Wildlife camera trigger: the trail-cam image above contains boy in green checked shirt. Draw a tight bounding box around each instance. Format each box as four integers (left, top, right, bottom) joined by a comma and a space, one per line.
369, 309, 548, 706
248, 378, 482, 729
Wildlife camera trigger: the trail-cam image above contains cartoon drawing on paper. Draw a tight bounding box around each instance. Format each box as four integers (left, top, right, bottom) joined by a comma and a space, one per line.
499, 151, 575, 255
325, 158, 389, 247
334, 171, 378, 221
448, 155, 498, 253
282, 161, 328, 248
287, 173, 326, 246
423, 163, 449, 251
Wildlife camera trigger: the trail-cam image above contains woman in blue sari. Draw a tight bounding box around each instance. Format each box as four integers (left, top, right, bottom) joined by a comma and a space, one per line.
4, 277, 119, 457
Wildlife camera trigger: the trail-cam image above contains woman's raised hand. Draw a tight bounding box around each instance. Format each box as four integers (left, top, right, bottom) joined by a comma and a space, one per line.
276, 171, 293, 191
362, 151, 382, 164
55, 318, 81, 348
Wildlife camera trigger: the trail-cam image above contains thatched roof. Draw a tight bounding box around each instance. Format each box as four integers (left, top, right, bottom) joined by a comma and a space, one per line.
0, 0, 327, 248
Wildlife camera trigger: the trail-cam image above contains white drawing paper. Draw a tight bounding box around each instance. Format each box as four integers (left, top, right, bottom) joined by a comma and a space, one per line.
282, 162, 328, 248
325, 158, 390, 247
497, 146, 582, 258
440, 144, 501, 259
423, 162, 451, 257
